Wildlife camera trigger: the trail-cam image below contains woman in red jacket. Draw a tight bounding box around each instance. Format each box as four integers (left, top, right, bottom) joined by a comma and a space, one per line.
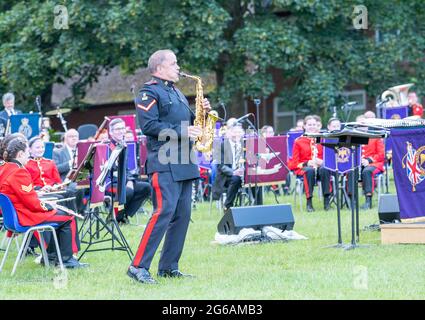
0, 137, 86, 268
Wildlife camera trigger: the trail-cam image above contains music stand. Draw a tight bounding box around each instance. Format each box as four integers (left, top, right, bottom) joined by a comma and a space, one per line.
77, 143, 133, 261
307, 125, 388, 250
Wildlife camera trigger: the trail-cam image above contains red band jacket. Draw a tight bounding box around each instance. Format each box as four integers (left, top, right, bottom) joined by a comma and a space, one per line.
0, 160, 56, 226
361, 138, 385, 172
25, 157, 62, 188
289, 136, 323, 176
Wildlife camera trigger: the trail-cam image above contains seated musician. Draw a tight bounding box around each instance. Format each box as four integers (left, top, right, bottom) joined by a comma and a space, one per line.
408, 92, 424, 118
347, 115, 385, 210
0, 137, 87, 268
212, 118, 245, 211
25, 136, 85, 213
289, 115, 331, 212
107, 118, 151, 224
53, 129, 80, 181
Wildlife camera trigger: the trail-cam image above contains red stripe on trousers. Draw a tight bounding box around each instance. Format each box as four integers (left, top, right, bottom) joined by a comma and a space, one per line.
44, 214, 78, 254
132, 172, 162, 267
303, 172, 311, 198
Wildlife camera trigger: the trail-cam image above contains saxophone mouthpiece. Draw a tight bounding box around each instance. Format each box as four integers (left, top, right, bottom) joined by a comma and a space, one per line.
179, 72, 188, 78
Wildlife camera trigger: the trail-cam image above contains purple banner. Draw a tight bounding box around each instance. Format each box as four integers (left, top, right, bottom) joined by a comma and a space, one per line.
244, 136, 288, 186
383, 106, 408, 153
391, 127, 425, 222
90, 144, 108, 207
287, 130, 303, 159
323, 139, 361, 174
127, 142, 137, 171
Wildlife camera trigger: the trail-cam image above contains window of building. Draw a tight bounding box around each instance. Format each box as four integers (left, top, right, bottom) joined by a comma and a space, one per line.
341, 90, 367, 110
273, 97, 297, 133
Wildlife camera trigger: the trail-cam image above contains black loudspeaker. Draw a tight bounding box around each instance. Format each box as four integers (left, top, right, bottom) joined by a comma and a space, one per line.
378, 194, 400, 223
217, 204, 295, 235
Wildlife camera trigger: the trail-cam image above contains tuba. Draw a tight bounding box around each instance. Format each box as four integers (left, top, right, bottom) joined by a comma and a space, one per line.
381, 83, 414, 107
179, 72, 219, 153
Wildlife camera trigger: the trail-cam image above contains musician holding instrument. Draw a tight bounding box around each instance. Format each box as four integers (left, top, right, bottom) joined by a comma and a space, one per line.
211, 118, 245, 211
25, 136, 85, 213
0, 93, 22, 121
289, 115, 332, 212
408, 92, 424, 118
347, 115, 385, 210
53, 129, 79, 181
128, 49, 210, 284
107, 118, 151, 224
0, 137, 87, 268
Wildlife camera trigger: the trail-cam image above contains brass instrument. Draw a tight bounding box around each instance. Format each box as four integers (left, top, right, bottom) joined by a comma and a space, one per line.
381, 83, 414, 107
67, 118, 109, 182
179, 72, 219, 153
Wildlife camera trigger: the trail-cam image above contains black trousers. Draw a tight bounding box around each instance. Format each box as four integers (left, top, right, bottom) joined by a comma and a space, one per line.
41, 210, 80, 262
132, 172, 192, 271
110, 179, 151, 221
347, 165, 379, 196
223, 175, 242, 209
299, 166, 331, 199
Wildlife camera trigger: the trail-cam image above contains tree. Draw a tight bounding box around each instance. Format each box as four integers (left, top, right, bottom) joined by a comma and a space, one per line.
1, 0, 425, 122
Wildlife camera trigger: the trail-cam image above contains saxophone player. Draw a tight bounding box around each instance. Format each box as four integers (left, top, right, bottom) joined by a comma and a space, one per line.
129, 49, 211, 284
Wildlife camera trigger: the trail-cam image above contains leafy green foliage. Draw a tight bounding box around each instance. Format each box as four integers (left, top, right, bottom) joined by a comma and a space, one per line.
1, 0, 424, 119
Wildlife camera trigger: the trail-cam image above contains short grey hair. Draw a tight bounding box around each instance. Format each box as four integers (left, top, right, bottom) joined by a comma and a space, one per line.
109, 118, 125, 131
3, 92, 15, 104
147, 49, 174, 74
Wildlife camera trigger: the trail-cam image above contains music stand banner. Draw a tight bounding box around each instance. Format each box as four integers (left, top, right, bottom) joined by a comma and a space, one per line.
10, 113, 40, 139
108, 115, 137, 140
91, 144, 108, 208
76, 141, 96, 188
244, 135, 288, 186
323, 139, 361, 174
391, 127, 425, 222
287, 130, 303, 159
383, 106, 408, 153
127, 142, 137, 171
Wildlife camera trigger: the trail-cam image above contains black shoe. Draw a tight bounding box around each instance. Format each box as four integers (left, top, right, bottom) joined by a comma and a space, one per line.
62, 257, 89, 269
25, 247, 38, 257
306, 198, 315, 212
324, 195, 331, 211
361, 196, 372, 210
157, 269, 194, 278
127, 266, 157, 284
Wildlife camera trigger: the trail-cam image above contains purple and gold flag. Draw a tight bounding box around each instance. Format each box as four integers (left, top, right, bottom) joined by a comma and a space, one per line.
323, 139, 361, 174
383, 106, 408, 153
391, 127, 425, 222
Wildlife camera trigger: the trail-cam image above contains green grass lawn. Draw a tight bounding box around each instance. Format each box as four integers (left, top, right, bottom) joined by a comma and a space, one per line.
1, 185, 425, 300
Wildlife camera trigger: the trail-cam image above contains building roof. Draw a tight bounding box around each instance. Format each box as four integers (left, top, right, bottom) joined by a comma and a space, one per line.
52, 67, 216, 106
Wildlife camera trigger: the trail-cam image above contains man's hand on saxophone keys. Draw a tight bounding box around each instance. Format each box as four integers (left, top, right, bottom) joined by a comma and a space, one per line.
188, 126, 203, 140
202, 98, 211, 111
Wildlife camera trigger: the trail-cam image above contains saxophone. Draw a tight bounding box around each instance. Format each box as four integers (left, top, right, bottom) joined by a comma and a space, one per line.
179, 72, 219, 153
